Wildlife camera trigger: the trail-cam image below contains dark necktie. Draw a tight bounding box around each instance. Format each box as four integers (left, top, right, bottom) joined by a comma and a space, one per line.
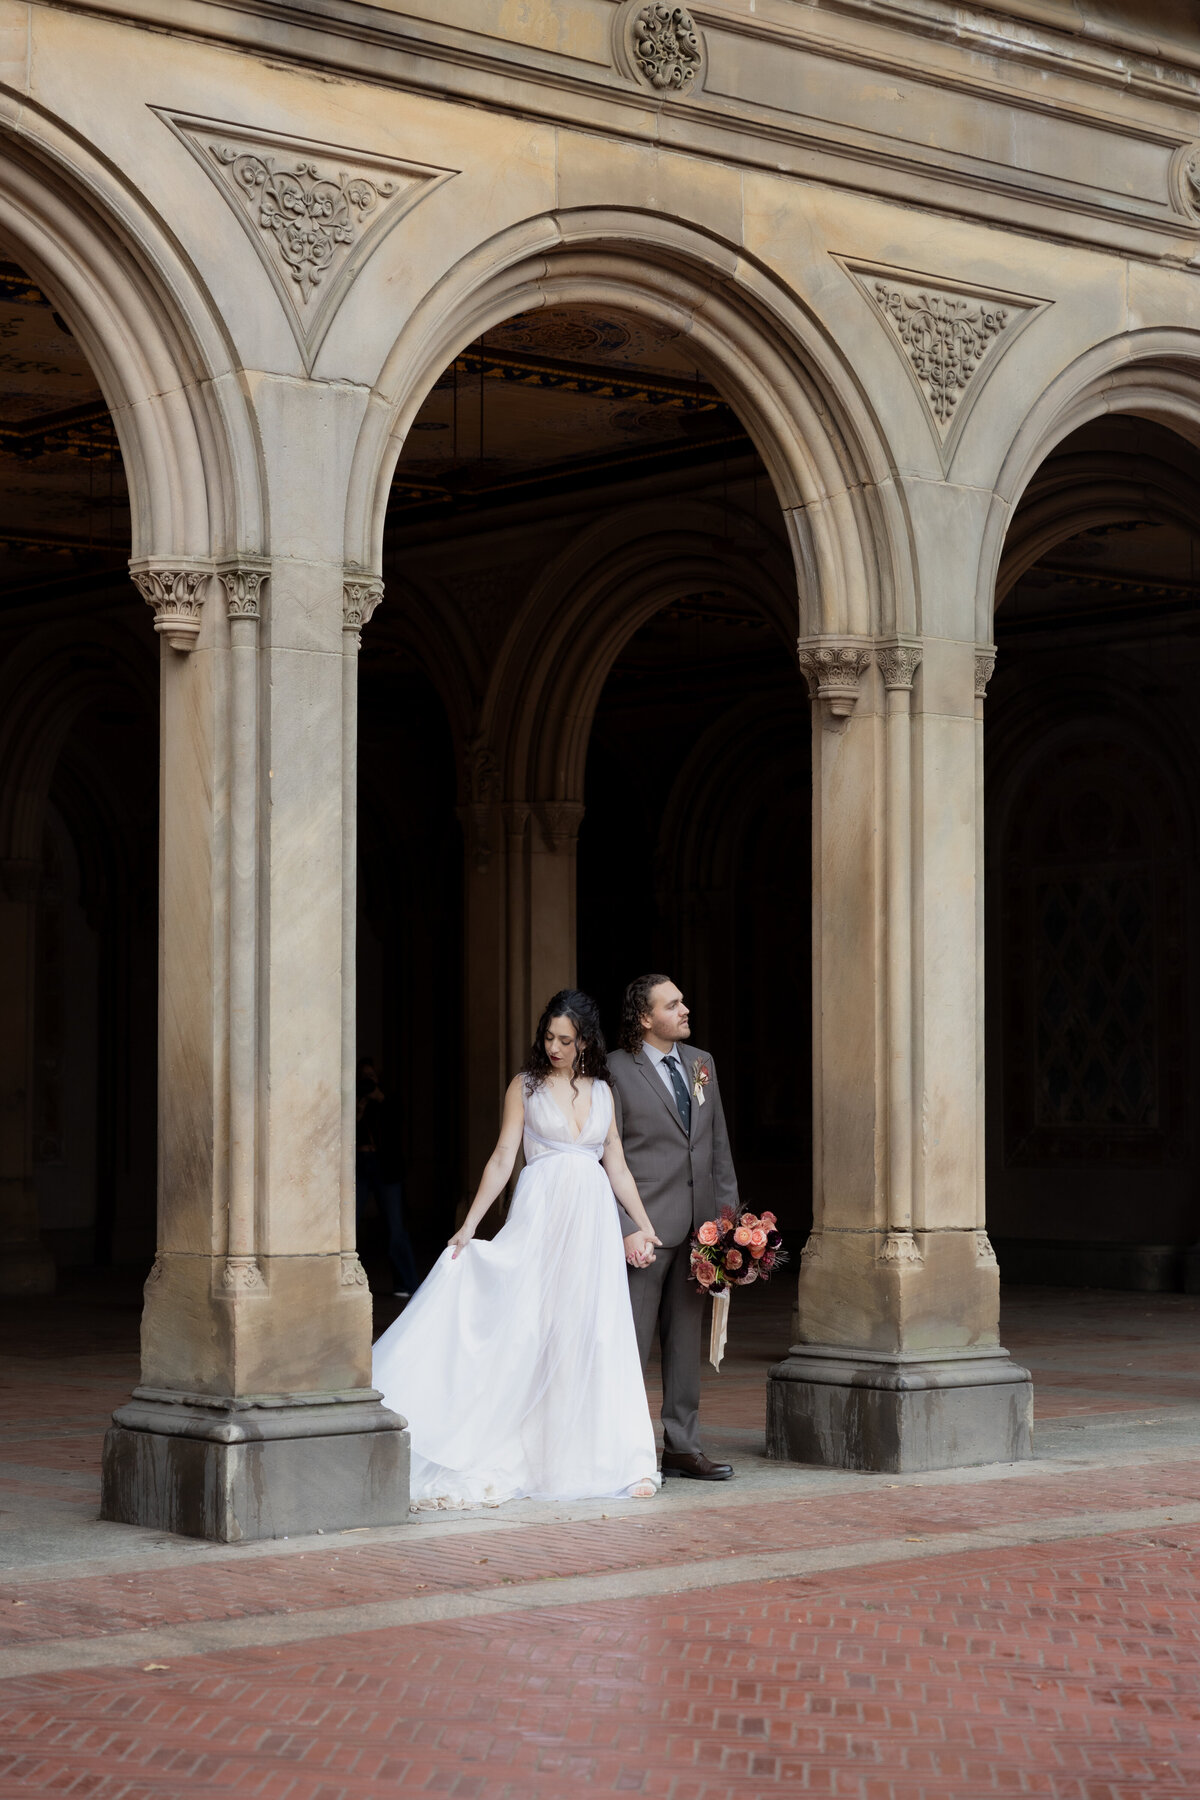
663, 1054, 692, 1131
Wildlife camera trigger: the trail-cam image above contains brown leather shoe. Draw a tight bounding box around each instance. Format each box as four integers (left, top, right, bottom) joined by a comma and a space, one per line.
661, 1450, 733, 1480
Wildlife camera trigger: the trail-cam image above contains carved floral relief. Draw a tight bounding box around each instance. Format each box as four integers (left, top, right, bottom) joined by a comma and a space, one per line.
155, 112, 456, 370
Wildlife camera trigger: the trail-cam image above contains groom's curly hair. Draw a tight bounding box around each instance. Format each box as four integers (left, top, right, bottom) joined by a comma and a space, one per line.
619, 973, 673, 1054
521, 989, 612, 1096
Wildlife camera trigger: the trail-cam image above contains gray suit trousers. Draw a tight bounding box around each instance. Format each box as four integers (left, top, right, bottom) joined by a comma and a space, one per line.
627, 1239, 704, 1455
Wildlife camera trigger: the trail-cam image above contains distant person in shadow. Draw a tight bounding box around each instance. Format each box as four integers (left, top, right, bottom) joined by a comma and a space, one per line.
356, 1057, 420, 1299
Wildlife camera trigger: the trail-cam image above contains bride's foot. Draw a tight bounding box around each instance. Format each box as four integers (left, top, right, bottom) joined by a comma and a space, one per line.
629, 1479, 657, 1498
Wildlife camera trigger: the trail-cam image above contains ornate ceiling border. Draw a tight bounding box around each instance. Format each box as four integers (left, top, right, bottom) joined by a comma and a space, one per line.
153, 109, 458, 373
834, 257, 1051, 470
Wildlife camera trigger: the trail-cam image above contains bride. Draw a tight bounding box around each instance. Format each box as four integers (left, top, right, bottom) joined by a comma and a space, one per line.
372, 989, 664, 1507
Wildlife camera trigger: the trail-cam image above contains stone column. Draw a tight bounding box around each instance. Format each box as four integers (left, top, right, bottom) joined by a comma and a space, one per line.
0, 857, 54, 1294
100, 561, 408, 1542
527, 801, 584, 1023
767, 634, 1031, 1473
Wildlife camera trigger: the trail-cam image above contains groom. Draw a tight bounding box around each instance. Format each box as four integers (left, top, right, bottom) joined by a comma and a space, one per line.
609, 974, 738, 1480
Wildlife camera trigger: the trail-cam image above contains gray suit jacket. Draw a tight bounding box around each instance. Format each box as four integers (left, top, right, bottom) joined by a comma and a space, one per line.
609, 1043, 739, 1247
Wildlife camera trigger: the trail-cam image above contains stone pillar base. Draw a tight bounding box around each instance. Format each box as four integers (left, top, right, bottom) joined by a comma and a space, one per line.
767, 1344, 1033, 1473
100, 1389, 410, 1542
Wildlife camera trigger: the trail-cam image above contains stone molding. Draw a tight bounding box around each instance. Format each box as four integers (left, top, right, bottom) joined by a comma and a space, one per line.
974, 648, 997, 699
155, 111, 456, 372
877, 641, 923, 691
131, 563, 210, 652
343, 575, 384, 642
619, 2, 705, 94
796, 637, 873, 729
340, 1253, 369, 1288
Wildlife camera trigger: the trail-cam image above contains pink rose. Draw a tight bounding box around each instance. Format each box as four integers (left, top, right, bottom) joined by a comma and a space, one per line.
750, 1245, 765, 1260
733, 1226, 752, 1246
741, 1214, 759, 1230
725, 1248, 743, 1270
749, 1227, 768, 1249
696, 1220, 720, 1247
696, 1260, 716, 1287
760, 1211, 777, 1228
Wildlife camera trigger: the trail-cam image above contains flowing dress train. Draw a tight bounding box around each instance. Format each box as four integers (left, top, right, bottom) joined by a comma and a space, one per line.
371, 1078, 659, 1506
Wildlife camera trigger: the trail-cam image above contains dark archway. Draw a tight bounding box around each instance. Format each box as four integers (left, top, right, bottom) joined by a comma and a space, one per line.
988, 416, 1200, 1290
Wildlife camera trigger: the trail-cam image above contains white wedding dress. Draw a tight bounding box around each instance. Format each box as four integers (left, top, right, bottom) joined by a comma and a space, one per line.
371, 1077, 659, 1507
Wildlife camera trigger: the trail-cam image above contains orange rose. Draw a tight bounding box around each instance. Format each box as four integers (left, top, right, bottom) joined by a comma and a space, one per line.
733, 1226, 752, 1246
696, 1220, 720, 1247
749, 1227, 768, 1249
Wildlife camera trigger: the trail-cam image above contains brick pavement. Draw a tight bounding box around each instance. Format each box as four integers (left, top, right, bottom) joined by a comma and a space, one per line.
4, 1277, 1200, 1795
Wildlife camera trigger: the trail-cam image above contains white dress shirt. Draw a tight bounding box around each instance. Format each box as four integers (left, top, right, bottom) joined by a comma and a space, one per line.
643, 1040, 687, 1101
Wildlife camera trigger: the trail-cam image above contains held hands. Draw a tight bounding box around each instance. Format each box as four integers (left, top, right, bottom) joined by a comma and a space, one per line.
624, 1228, 662, 1269
448, 1223, 476, 1259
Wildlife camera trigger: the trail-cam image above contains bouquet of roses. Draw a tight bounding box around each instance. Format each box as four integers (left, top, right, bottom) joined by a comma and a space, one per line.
689, 1209, 787, 1370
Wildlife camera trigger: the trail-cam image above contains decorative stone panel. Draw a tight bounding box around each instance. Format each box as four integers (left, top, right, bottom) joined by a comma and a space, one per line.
837, 260, 1048, 465
155, 112, 456, 371
616, 1, 705, 95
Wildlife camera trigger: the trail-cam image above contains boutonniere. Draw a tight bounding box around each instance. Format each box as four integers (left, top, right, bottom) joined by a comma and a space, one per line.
692, 1062, 710, 1107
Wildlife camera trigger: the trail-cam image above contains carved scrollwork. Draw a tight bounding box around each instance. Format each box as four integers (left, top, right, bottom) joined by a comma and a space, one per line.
877, 643, 922, 692
209, 145, 396, 306
625, 2, 704, 93
799, 1232, 823, 1268
340, 1253, 369, 1288
974, 1230, 998, 1266
131, 565, 209, 652
219, 566, 268, 621
878, 1231, 924, 1266
873, 283, 1010, 426
796, 638, 873, 730
343, 576, 384, 643
536, 801, 586, 853
974, 649, 997, 699
465, 734, 500, 807
221, 1255, 266, 1291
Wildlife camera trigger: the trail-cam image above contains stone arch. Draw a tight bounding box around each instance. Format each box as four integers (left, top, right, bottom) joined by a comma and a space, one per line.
480, 498, 798, 805
0, 101, 264, 560
996, 452, 1200, 606
346, 209, 914, 639
979, 330, 1200, 638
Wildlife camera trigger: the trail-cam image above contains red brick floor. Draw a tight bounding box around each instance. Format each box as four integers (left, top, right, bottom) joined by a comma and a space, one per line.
4, 1276, 1200, 1795
5, 1529, 1200, 1797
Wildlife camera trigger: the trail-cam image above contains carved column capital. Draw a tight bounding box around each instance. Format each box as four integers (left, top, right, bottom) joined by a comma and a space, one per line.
877, 641, 922, 692
131, 562, 211, 652
796, 637, 873, 729
219, 564, 269, 621
974, 648, 997, 700
535, 801, 586, 853
342, 574, 384, 642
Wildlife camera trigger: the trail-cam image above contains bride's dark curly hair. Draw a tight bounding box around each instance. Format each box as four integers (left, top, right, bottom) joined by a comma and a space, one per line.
520, 989, 611, 1096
